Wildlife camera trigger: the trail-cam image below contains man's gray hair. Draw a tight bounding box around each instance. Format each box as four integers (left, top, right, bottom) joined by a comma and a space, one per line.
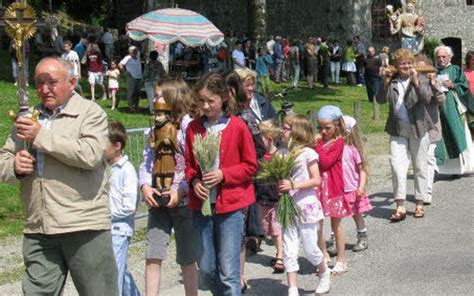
434, 45, 454, 59
36, 56, 75, 80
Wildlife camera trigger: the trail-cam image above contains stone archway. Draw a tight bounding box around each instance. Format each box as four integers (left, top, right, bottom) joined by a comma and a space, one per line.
441, 37, 462, 67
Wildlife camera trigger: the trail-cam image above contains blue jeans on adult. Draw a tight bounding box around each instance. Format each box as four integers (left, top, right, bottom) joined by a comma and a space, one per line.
291, 63, 300, 88
144, 81, 156, 114
274, 61, 284, 83
126, 73, 141, 108
193, 209, 244, 296
321, 61, 330, 88
365, 74, 382, 102
355, 60, 366, 86
112, 234, 141, 296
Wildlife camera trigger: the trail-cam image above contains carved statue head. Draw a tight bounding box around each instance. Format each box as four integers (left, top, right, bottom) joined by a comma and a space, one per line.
154, 100, 172, 126
406, 0, 416, 13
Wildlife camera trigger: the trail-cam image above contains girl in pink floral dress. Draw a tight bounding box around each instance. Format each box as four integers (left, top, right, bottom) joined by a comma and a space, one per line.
341, 115, 372, 253
315, 106, 371, 275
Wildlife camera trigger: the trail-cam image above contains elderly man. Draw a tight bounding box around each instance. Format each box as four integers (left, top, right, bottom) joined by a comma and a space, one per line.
119, 46, 143, 113
0, 57, 117, 295
434, 45, 474, 175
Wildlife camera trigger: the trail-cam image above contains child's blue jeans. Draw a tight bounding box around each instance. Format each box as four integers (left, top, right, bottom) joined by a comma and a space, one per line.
112, 234, 141, 296
193, 209, 244, 296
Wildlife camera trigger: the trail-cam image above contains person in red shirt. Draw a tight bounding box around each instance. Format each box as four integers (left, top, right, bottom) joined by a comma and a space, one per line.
315, 105, 349, 275
185, 73, 257, 295
86, 42, 106, 101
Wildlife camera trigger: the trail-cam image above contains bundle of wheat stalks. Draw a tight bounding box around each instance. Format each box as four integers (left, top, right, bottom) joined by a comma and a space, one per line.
192, 132, 221, 216
257, 140, 301, 228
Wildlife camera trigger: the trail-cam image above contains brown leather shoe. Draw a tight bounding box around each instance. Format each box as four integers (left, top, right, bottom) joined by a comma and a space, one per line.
390, 207, 407, 222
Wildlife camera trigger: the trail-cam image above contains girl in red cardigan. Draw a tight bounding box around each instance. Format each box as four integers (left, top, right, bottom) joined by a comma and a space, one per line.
315, 105, 349, 275
185, 73, 258, 295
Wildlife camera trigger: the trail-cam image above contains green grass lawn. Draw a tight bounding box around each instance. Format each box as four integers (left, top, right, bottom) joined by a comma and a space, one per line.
0, 48, 389, 238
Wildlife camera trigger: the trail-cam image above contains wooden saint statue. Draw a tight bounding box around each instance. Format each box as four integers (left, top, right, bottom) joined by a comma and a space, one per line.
150, 98, 178, 205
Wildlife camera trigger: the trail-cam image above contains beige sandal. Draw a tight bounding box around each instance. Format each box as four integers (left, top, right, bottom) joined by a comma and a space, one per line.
414, 206, 425, 218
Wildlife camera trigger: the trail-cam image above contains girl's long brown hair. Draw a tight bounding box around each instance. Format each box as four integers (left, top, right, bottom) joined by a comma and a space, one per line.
192, 72, 239, 117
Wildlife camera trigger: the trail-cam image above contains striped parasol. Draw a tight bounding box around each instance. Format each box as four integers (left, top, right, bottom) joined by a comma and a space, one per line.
126, 8, 224, 47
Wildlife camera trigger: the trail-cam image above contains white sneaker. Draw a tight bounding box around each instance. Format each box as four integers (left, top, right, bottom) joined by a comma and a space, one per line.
288, 286, 299, 296
331, 261, 348, 275
356, 84, 363, 87
316, 270, 331, 294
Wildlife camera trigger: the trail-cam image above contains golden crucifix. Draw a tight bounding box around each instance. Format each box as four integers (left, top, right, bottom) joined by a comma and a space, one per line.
4, 0, 39, 151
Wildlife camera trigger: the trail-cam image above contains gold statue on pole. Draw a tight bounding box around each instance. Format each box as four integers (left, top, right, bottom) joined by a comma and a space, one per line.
3, 0, 39, 151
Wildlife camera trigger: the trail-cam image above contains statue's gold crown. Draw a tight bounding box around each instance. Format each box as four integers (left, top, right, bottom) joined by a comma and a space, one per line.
407, 0, 416, 4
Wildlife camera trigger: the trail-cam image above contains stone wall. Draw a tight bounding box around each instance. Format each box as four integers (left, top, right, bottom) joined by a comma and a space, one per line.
150, 0, 473, 61
418, 0, 474, 64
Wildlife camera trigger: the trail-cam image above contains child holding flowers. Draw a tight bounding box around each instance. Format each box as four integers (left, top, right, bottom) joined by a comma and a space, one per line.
185, 73, 258, 295
257, 119, 284, 273
278, 114, 331, 296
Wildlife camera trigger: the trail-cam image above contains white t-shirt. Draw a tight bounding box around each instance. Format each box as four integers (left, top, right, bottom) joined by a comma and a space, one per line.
249, 97, 262, 122
395, 78, 410, 122
266, 40, 275, 55
232, 49, 245, 69
107, 69, 120, 89
287, 147, 324, 224
120, 55, 142, 79
62, 50, 80, 77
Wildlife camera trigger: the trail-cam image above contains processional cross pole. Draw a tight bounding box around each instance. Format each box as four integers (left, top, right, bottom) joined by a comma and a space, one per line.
3, 0, 39, 150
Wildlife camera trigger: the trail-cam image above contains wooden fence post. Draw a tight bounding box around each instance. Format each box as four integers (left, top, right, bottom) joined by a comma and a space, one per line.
307, 109, 318, 133
372, 99, 380, 120
353, 101, 362, 123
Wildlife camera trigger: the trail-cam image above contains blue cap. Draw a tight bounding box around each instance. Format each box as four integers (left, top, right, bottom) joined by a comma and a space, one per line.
317, 105, 343, 120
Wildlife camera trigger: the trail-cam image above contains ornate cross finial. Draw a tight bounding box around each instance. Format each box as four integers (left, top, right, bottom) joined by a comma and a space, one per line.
3, 0, 38, 112
4, 0, 38, 68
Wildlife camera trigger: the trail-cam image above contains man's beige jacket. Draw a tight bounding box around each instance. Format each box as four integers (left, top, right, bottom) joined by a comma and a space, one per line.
0, 92, 111, 234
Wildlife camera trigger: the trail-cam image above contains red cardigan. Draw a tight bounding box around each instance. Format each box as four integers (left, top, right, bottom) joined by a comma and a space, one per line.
315, 138, 345, 198
185, 116, 258, 214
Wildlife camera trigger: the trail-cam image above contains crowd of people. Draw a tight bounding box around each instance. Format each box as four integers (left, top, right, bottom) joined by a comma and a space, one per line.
2, 21, 474, 296
225, 34, 368, 93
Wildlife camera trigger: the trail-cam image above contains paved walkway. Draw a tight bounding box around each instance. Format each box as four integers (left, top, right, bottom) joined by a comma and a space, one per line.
1, 133, 473, 295
159, 174, 474, 295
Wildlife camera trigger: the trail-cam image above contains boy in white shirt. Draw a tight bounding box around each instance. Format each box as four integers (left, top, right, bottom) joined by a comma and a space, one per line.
61, 40, 83, 95
105, 121, 141, 296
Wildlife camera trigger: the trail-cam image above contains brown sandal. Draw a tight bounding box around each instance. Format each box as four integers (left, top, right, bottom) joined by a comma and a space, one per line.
414, 206, 425, 218
272, 258, 285, 273
390, 207, 407, 222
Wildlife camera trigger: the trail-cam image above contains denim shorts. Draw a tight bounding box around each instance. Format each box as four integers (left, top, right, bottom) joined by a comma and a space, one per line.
146, 206, 197, 265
